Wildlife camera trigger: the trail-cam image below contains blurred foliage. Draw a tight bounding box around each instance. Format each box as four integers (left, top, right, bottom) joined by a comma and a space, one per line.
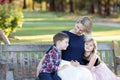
20, 0, 120, 17
0, 3, 23, 37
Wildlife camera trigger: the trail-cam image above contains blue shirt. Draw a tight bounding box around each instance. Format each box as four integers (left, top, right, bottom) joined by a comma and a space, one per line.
62, 31, 86, 65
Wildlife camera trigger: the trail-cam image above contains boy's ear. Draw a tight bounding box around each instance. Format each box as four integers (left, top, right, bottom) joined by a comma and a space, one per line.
57, 40, 61, 43
56, 40, 62, 45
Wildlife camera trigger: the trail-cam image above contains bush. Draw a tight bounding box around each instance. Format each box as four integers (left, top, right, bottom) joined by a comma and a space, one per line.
0, 3, 23, 37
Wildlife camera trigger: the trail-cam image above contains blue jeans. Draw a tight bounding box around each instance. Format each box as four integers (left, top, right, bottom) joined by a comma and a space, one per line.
38, 72, 61, 80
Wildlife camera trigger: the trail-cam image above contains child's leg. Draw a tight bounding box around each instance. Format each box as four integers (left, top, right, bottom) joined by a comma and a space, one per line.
38, 73, 53, 80
52, 73, 62, 80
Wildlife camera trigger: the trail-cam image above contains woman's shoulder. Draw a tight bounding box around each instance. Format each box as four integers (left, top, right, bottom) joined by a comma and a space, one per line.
62, 30, 69, 34
61, 30, 72, 36
62, 30, 85, 37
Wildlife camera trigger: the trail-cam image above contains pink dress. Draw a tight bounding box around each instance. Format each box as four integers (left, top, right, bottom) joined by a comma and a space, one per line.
90, 62, 119, 80
82, 54, 119, 80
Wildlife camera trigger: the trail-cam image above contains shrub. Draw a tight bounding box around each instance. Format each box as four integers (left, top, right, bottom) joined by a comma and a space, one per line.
0, 3, 23, 37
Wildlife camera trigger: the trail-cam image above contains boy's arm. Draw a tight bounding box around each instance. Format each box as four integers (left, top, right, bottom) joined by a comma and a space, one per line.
36, 54, 46, 77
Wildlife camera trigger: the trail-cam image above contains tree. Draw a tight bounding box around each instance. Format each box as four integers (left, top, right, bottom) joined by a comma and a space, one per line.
32, 0, 35, 10
0, 3, 23, 37
69, 0, 74, 13
23, 0, 27, 9
97, 0, 102, 15
49, 0, 55, 11
104, 0, 110, 16
33, 0, 42, 11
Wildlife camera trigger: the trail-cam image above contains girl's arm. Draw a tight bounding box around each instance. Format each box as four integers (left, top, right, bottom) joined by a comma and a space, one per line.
71, 54, 98, 69
84, 54, 98, 69
36, 54, 46, 77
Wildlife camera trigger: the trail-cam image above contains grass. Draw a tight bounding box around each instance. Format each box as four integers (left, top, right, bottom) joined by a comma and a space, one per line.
9, 11, 120, 44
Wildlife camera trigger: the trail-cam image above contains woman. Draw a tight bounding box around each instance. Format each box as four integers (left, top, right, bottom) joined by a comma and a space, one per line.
62, 16, 92, 65
58, 16, 93, 80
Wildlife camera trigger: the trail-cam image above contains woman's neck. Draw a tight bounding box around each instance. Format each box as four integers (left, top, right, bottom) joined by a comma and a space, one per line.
69, 29, 74, 33
69, 29, 82, 36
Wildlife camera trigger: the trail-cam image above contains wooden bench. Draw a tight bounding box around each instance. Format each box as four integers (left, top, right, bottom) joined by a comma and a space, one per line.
0, 41, 120, 80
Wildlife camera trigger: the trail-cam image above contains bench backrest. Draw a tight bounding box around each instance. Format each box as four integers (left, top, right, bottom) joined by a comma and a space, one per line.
0, 41, 119, 80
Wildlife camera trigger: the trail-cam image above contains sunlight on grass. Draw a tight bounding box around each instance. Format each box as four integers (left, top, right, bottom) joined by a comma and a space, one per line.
14, 30, 120, 43
93, 30, 120, 41
15, 34, 53, 42
93, 30, 120, 36
94, 36, 120, 41
24, 18, 73, 21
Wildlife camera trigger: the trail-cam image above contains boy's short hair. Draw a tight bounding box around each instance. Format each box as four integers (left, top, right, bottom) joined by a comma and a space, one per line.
53, 32, 69, 44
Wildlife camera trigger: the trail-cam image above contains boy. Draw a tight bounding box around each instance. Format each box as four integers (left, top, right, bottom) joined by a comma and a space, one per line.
37, 32, 69, 80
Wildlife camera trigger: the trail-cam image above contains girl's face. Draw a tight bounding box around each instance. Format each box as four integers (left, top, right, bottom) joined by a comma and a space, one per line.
85, 41, 94, 52
74, 23, 85, 35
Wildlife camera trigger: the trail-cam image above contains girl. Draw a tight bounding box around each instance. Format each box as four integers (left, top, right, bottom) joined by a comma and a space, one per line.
71, 38, 119, 80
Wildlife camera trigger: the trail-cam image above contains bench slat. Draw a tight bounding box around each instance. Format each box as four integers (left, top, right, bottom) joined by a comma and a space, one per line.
108, 51, 113, 70
2, 44, 51, 52
97, 43, 113, 50
13, 52, 18, 80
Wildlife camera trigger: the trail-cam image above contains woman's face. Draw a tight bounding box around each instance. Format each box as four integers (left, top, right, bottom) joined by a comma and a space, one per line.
85, 41, 94, 52
74, 23, 85, 35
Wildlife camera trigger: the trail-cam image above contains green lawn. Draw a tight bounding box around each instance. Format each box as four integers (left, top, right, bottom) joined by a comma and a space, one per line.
9, 11, 120, 44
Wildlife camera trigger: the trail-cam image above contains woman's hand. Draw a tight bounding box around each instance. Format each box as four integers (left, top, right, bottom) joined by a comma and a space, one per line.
59, 64, 68, 71
71, 60, 80, 67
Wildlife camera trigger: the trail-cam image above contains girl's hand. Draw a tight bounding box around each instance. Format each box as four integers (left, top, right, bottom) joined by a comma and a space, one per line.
71, 60, 80, 67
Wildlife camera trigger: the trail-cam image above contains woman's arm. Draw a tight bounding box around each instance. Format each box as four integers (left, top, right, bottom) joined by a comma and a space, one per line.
58, 64, 68, 71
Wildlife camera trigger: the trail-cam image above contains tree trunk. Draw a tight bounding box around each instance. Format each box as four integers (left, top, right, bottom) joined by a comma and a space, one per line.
97, 0, 102, 15
9, 0, 12, 3
39, 2, 42, 11
60, 1, 64, 12
89, 3, 95, 14
2, 0, 5, 3
23, 0, 27, 9
32, 0, 35, 11
69, 0, 74, 13
49, 0, 55, 11
104, 0, 110, 16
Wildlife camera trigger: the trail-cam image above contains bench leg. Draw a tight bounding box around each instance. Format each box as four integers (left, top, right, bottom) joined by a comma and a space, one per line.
0, 64, 6, 80
6, 71, 14, 80
0, 70, 3, 80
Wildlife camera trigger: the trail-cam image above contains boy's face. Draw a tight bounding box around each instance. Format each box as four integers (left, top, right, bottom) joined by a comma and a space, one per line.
58, 38, 69, 50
